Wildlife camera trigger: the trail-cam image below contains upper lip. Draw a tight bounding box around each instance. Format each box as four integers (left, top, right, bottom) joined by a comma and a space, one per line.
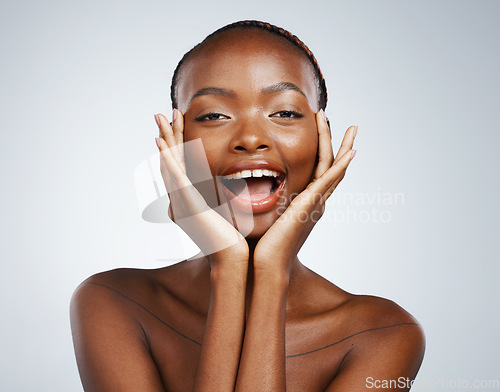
220, 160, 286, 177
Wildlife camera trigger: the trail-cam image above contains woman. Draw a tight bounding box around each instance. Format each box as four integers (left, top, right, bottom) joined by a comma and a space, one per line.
71, 20, 425, 391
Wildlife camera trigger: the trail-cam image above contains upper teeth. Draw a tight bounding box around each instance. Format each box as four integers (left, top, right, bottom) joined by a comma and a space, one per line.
223, 169, 280, 180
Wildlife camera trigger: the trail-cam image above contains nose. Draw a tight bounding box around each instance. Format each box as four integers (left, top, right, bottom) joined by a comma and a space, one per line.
229, 117, 271, 153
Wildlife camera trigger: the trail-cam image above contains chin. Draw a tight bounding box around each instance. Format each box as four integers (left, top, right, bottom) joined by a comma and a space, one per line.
244, 218, 277, 240
214, 202, 281, 240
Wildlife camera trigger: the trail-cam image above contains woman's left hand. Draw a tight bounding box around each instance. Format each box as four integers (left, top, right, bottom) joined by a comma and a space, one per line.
253, 110, 357, 277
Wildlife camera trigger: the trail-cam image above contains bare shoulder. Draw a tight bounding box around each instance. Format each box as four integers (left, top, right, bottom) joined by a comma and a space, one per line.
312, 292, 426, 391
301, 268, 424, 341
71, 268, 156, 310
334, 294, 425, 376
70, 267, 183, 391
344, 293, 421, 322
70, 264, 183, 324
70, 261, 201, 325
70, 268, 156, 336
343, 294, 425, 342
293, 268, 425, 358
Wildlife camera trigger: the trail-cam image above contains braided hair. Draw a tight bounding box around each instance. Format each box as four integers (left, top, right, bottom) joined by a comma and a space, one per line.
170, 20, 327, 111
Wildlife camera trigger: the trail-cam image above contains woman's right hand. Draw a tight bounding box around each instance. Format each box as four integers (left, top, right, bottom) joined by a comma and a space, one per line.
154, 110, 249, 267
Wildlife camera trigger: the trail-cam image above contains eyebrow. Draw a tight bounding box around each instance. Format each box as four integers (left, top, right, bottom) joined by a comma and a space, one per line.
260, 82, 307, 98
188, 82, 307, 106
189, 87, 237, 105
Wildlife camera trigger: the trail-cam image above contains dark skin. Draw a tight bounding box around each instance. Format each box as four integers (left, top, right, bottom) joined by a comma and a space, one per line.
71, 29, 425, 392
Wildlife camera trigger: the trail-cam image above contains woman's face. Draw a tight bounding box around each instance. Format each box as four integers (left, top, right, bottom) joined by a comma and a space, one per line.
176, 29, 320, 238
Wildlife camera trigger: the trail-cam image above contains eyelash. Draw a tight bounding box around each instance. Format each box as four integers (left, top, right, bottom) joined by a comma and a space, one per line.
194, 110, 304, 122
195, 113, 230, 121
270, 110, 303, 119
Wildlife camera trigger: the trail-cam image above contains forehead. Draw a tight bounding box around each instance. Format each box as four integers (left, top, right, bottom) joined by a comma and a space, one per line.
176, 29, 319, 111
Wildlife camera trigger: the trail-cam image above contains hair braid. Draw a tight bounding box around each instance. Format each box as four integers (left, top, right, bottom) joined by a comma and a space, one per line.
170, 20, 328, 110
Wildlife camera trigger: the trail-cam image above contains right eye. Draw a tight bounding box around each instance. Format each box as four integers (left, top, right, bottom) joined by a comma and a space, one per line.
195, 113, 230, 121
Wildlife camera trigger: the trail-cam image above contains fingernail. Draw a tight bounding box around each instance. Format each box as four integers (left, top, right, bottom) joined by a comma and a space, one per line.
172, 108, 177, 122
351, 150, 357, 160
353, 125, 358, 139
155, 137, 161, 150
320, 109, 326, 122
154, 114, 160, 128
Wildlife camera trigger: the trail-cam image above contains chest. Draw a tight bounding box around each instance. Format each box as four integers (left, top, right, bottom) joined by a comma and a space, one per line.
139, 312, 351, 392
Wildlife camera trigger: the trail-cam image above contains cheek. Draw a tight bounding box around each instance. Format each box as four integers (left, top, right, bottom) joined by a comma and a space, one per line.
183, 129, 205, 174
277, 123, 319, 189
183, 125, 219, 175
183, 144, 222, 209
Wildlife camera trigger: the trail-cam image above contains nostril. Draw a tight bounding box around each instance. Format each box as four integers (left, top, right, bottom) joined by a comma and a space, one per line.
233, 143, 269, 152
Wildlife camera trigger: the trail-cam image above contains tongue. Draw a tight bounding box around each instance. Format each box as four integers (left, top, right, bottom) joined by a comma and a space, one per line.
229, 178, 274, 202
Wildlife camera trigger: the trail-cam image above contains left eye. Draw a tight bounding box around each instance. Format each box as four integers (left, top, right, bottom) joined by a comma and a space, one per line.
270, 111, 303, 119
195, 113, 230, 121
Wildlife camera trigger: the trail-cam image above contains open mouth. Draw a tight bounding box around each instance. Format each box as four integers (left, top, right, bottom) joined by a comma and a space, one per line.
220, 168, 286, 211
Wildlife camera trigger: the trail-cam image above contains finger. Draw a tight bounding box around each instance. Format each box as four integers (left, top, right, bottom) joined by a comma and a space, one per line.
333, 125, 357, 165
172, 109, 184, 146
161, 159, 186, 223
168, 203, 175, 222
160, 155, 178, 222
157, 137, 211, 218
155, 113, 175, 146
321, 149, 356, 204
314, 109, 334, 178
158, 141, 182, 217
158, 147, 173, 191
156, 113, 183, 164
171, 108, 185, 171
304, 147, 355, 204
156, 137, 189, 191
157, 145, 178, 221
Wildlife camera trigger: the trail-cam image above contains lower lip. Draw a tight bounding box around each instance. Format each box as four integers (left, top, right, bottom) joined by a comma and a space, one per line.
222, 179, 286, 213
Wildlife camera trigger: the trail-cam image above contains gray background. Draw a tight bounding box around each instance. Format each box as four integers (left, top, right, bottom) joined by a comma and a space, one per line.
1, 0, 498, 390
